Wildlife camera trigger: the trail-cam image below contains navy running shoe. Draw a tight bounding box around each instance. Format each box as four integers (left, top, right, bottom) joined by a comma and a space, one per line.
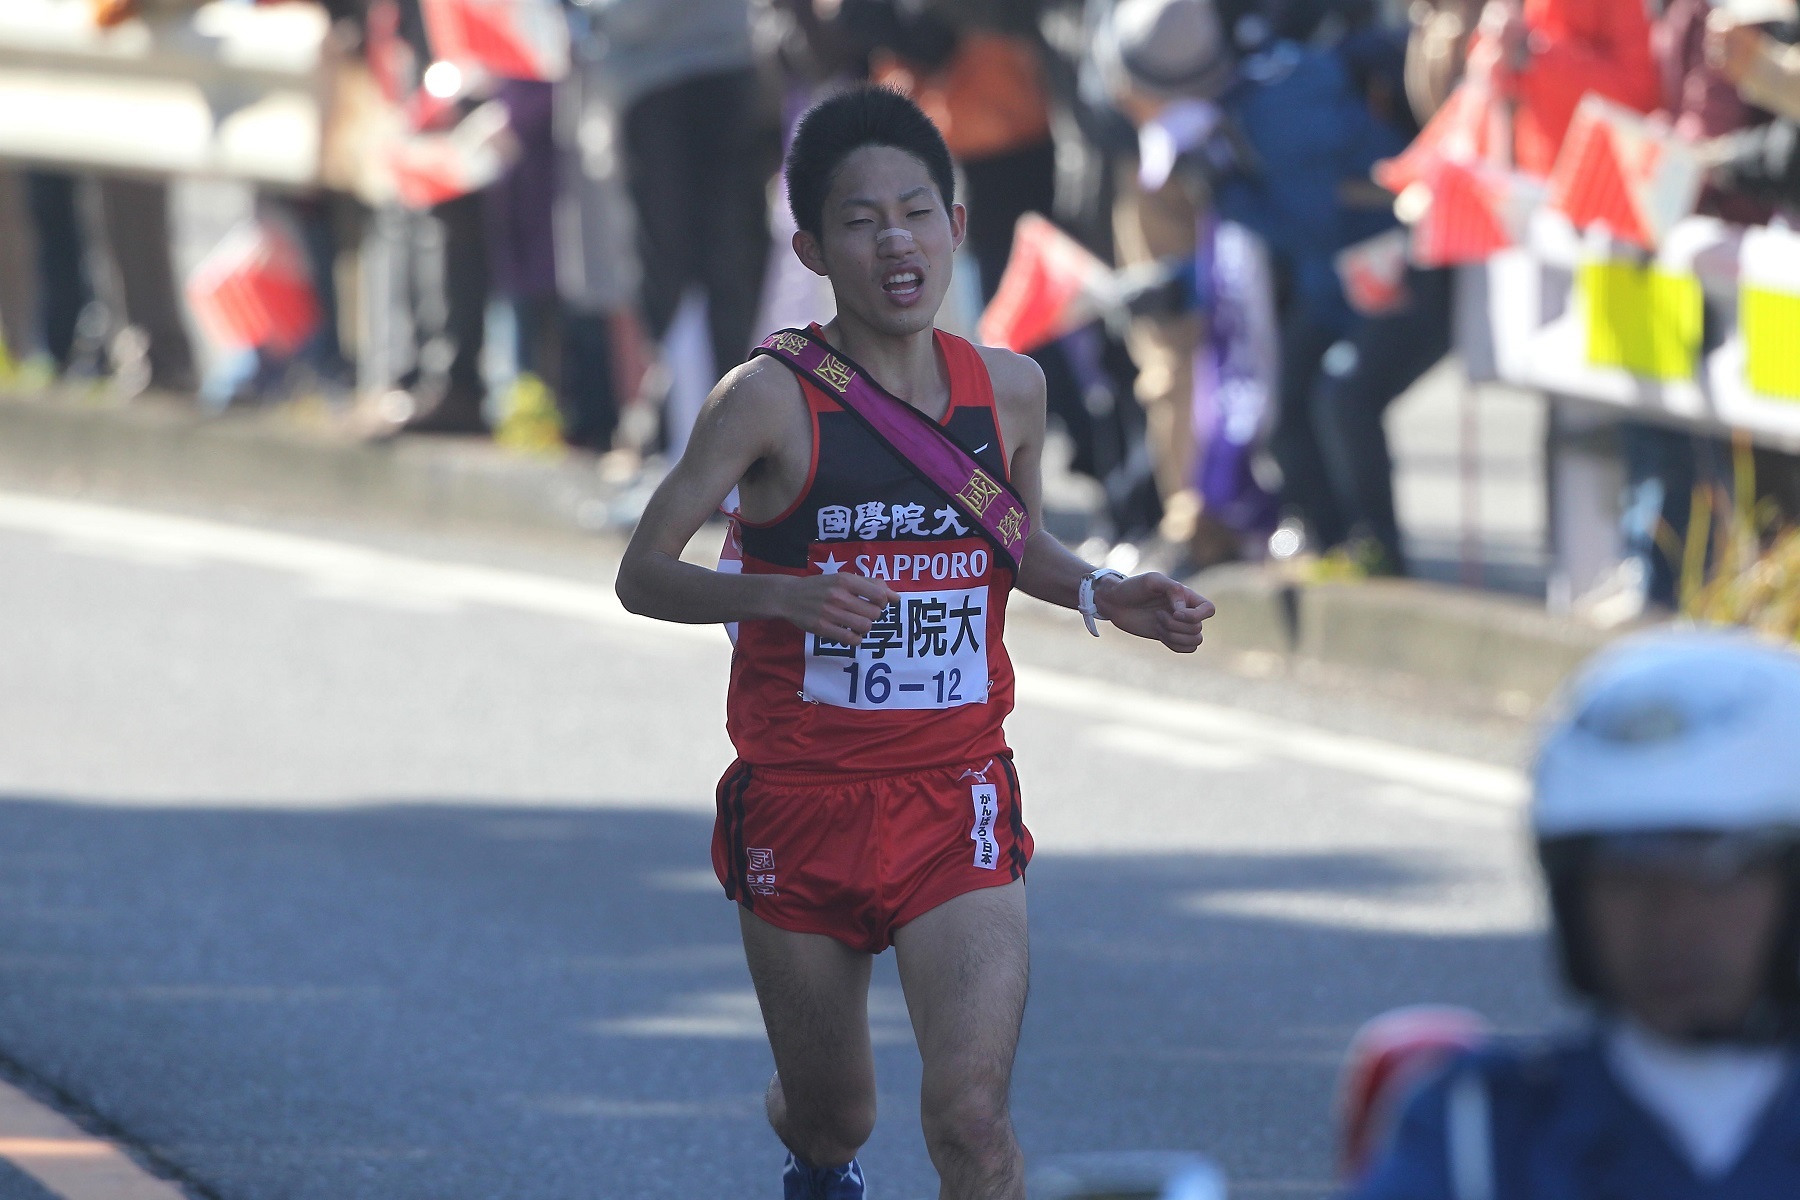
782, 1152, 866, 1199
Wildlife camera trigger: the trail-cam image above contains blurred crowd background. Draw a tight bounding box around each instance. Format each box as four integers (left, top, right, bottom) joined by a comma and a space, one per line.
6, 0, 1800, 623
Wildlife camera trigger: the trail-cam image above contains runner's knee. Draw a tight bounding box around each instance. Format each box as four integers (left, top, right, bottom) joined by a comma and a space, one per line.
919, 1076, 1014, 1163
770, 1077, 876, 1166
781, 1102, 876, 1166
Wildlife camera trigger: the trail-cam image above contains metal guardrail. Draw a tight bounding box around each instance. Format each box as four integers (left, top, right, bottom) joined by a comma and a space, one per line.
0, 0, 333, 185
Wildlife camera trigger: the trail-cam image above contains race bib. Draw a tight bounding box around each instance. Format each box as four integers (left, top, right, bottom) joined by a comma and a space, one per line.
801, 540, 991, 711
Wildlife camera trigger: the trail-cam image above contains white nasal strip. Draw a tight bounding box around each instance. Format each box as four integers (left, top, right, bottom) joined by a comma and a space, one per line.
970, 784, 999, 870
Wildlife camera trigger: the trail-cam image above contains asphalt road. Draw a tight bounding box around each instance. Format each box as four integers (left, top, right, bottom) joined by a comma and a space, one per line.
0, 488, 1562, 1200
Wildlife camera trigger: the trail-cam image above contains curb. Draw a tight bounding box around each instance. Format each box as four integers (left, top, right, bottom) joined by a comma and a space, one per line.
1186, 563, 1617, 709
0, 392, 1622, 707
0, 391, 622, 540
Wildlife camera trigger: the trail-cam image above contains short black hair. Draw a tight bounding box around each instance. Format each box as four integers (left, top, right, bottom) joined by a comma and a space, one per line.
784, 86, 955, 239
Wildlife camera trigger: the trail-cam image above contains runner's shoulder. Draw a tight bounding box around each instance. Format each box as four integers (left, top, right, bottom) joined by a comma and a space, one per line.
706, 355, 809, 435
971, 343, 1045, 419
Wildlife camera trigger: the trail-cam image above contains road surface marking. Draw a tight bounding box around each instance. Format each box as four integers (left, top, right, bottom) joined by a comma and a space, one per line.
0, 491, 1528, 810
1021, 666, 1525, 807
1181, 884, 1540, 936
0, 1078, 187, 1199
0, 489, 708, 642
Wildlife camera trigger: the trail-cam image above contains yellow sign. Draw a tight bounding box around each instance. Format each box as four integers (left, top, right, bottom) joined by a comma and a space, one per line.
1581, 261, 1701, 382
1743, 285, 1800, 401
771, 331, 809, 356
957, 469, 1004, 516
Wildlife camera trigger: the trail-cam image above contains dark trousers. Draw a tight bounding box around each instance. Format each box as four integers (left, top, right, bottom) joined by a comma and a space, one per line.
96, 176, 197, 392
558, 310, 619, 452
390, 192, 487, 404
511, 296, 619, 451
1621, 423, 1730, 607
1269, 304, 1346, 548
622, 68, 771, 375
961, 139, 1057, 304
437, 192, 489, 401
1312, 266, 1455, 571
26, 172, 90, 370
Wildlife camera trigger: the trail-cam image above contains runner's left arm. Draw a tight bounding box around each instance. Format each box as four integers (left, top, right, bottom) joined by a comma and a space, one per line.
983, 348, 1215, 654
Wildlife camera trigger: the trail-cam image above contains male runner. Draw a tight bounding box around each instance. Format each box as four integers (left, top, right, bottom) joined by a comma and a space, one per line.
616, 85, 1214, 1200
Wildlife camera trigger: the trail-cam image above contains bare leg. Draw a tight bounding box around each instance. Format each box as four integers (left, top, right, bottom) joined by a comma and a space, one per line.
893, 880, 1030, 1200
738, 907, 878, 1167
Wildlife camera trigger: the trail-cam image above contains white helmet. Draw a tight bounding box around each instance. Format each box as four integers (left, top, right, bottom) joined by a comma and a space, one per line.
1533, 628, 1800, 1025
1534, 629, 1800, 840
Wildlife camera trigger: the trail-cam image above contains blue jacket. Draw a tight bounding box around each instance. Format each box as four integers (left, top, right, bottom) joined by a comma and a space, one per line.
1343, 1036, 1800, 1200
1212, 42, 1404, 335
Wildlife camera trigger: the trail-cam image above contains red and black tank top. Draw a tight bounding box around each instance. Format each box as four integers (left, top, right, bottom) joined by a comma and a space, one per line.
725, 326, 1015, 775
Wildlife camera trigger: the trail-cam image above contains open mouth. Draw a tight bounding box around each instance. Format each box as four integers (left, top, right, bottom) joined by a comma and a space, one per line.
882, 270, 923, 302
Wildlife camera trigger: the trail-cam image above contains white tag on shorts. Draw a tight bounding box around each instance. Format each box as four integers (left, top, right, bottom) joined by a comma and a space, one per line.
971, 784, 1000, 870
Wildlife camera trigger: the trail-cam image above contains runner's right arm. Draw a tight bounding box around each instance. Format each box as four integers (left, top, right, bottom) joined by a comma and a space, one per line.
615, 362, 898, 642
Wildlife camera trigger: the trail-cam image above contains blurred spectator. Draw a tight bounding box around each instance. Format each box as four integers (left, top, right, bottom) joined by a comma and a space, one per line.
0, 170, 36, 372
486, 80, 561, 393
1709, 12, 1800, 125
1465, 0, 1658, 177
1206, 28, 1408, 566
373, 191, 492, 432
93, 178, 199, 394
16, 167, 195, 393
1307, 0, 1662, 578
1657, 0, 1774, 226
551, 8, 641, 454
596, 0, 772, 416
363, 0, 493, 435
1704, 15, 1800, 204
1279, 3, 1462, 577
23, 173, 92, 375
1402, 0, 1479, 123
1090, 0, 1231, 559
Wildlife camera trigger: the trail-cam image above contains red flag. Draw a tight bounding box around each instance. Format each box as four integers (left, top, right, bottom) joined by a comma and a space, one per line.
1545, 96, 1702, 249
185, 221, 318, 355
1546, 103, 1651, 246
978, 214, 1114, 354
419, 0, 569, 82
1411, 157, 1514, 267
1374, 83, 1499, 195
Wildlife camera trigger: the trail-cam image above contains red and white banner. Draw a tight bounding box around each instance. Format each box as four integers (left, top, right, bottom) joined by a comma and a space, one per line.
185, 220, 319, 355
418, 0, 569, 82
977, 214, 1116, 354
1545, 95, 1703, 250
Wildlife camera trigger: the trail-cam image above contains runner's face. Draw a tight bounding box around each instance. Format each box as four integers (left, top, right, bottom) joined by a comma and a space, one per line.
798, 146, 964, 337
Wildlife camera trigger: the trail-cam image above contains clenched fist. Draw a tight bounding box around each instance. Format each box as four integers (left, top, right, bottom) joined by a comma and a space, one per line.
780, 572, 900, 645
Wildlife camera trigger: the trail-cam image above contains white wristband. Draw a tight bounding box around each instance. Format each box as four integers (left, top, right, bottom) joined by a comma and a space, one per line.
1078, 568, 1126, 637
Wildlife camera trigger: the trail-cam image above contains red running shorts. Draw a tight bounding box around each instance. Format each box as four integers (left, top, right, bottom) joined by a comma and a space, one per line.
711, 754, 1033, 953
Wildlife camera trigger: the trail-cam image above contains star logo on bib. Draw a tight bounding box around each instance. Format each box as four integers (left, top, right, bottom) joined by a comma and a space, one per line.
817, 553, 845, 575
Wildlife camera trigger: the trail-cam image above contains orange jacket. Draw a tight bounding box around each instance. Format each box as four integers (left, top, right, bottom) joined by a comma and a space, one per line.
1473, 0, 1660, 175
871, 33, 1051, 163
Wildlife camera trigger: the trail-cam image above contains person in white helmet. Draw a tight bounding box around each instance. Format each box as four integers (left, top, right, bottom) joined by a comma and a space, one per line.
1344, 629, 1800, 1199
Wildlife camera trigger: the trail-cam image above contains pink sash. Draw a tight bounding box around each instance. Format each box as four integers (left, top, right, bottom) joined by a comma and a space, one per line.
751, 327, 1032, 572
